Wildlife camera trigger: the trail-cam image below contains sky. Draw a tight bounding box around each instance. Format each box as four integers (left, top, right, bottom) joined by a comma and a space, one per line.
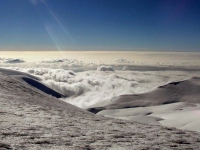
0, 0, 200, 52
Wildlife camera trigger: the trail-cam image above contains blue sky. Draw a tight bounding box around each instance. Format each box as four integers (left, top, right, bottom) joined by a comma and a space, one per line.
0, 0, 200, 51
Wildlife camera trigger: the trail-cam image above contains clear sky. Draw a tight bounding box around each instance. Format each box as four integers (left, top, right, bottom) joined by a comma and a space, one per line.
0, 0, 200, 51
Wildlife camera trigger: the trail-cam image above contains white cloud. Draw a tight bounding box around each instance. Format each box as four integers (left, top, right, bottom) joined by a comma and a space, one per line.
122, 66, 129, 71
97, 65, 114, 71
114, 58, 133, 64
0, 58, 25, 63
7, 66, 199, 109
2, 56, 200, 109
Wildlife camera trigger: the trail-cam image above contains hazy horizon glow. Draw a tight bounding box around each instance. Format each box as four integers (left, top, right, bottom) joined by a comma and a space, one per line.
1, 0, 200, 51
1, 51, 200, 68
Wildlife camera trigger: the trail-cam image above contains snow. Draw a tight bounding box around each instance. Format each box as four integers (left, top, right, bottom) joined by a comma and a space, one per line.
1, 72, 200, 149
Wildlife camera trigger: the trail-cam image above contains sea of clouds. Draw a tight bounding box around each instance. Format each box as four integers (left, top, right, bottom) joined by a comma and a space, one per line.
0, 58, 25, 63
1, 57, 200, 108
6, 66, 199, 108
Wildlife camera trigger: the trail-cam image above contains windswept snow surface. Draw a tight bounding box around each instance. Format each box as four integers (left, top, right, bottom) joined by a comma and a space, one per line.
1, 73, 200, 149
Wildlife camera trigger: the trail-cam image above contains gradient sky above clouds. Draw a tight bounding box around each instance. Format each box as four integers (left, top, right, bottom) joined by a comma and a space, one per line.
0, 0, 200, 51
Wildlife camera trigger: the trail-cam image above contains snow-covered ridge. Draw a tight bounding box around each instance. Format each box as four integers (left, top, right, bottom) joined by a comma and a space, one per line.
1, 71, 200, 149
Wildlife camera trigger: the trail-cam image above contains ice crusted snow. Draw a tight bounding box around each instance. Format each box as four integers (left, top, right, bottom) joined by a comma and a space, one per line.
1, 72, 200, 149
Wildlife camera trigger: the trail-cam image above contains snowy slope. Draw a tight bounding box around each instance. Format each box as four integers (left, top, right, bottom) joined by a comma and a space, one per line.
1, 72, 200, 149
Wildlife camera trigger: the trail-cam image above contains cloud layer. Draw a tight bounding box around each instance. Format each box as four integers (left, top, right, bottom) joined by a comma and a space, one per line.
6, 66, 200, 109
97, 66, 114, 71
1, 54, 200, 109
0, 58, 25, 63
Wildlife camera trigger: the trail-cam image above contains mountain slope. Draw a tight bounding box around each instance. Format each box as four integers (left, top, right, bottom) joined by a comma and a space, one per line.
1, 72, 200, 149
88, 77, 200, 112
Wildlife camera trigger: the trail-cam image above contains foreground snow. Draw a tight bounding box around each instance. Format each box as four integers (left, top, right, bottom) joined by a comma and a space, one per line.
89, 77, 200, 132
1, 73, 200, 149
